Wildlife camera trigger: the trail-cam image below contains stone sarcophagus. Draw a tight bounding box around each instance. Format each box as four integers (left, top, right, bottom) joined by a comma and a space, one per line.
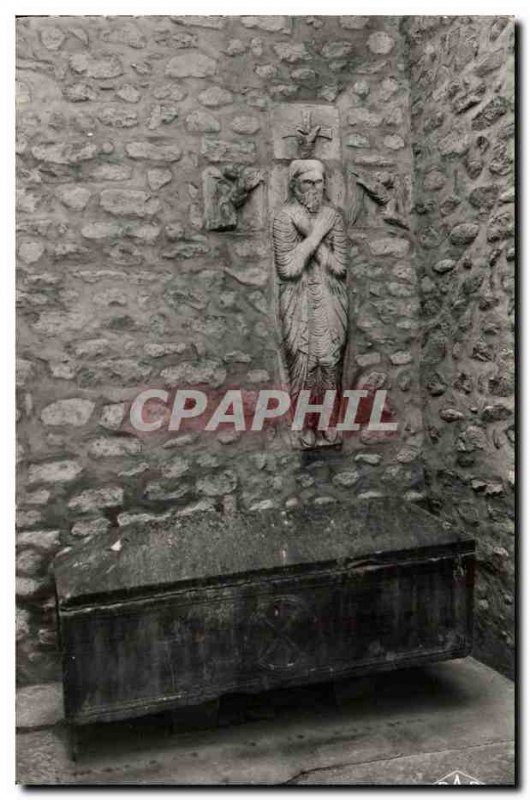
54, 499, 474, 729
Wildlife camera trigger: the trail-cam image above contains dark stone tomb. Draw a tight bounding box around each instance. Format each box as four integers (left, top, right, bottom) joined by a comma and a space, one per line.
54, 498, 474, 745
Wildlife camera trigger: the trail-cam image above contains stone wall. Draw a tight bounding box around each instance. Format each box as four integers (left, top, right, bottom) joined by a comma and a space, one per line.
16, 15, 424, 684
403, 16, 515, 677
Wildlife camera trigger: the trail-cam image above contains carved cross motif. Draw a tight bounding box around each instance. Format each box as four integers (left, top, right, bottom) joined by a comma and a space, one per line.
281, 109, 333, 158
251, 596, 315, 671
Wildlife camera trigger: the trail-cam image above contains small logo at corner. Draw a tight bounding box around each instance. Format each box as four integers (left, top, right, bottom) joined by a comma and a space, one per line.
434, 770, 484, 785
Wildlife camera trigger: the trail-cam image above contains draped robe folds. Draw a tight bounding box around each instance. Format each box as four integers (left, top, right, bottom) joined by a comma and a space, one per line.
272, 201, 348, 421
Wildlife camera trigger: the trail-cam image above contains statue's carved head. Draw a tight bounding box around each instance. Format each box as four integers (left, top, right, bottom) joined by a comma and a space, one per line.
288, 159, 326, 213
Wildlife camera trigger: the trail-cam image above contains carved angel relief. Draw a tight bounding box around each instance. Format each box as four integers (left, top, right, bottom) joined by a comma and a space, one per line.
203, 165, 263, 231
349, 168, 410, 230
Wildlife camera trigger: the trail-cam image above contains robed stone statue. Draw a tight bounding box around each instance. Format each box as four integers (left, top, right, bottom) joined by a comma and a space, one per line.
272, 159, 348, 449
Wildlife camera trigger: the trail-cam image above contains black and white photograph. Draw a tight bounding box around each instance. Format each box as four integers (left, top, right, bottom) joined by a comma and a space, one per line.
7, 3, 519, 789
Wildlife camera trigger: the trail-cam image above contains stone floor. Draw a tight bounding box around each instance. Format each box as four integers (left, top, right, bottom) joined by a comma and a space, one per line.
16, 657, 515, 785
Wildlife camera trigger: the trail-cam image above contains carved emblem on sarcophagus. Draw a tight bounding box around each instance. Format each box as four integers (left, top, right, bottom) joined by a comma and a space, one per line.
249, 595, 317, 672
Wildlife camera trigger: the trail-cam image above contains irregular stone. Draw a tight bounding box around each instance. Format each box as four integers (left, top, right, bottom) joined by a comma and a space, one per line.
322, 41, 354, 59
319, 84, 340, 103
68, 486, 123, 512
432, 259, 456, 274
390, 351, 412, 366
100, 189, 160, 217
347, 108, 382, 127
355, 452, 382, 465
41, 398, 95, 427
18, 241, 45, 264
201, 139, 256, 163
472, 340, 495, 361
97, 106, 138, 128
345, 133, 370, 148
489, 140, 514, 176
16, 511, 42, 529
439, 408, 465, 422
31, 141, 97, 165
125, 141, 181, 162
55, 185, 90, 210
369, 238, 409, 257
481, 403, 512, 422
439, 130, 470, 156
426, 373, 447, 396
64, 82, 97, 102
115, 84, 141, 103
340, 16, 369, 29
449, 222, 479, 246
71, 517, 111, 537
171, 15, 226, 29
459, 426, 488, 457
91, 164, 132, 181
161, 457, 190, 479
165, 53, 217, 78
472, 96, 509, 130
198, 86, 233, 107
118, 509, 172, 527
196, 470, 237, 496
475, 48, 505, 76
384, 134, 405, 150
349, 153, 393, 167
230, 115, 260, 135
423, 170, 446, 191
17, 529, 61, 552
487, 211, 513, 242
16, 608, 30, 642
333, 471, 360, 488
247, 369, 270, 383
81, 221, 121, 239
226, 38, 247, 56
161, 241, 209, 259
144, 342, 186, 357
388, 282, 414, 297
367, 32, 394, 54
225, 266, 268, 287
70, 54, 123, 79
291, 68, 318, 83
147, 104, 179, 129
469, 185, 500, 210
273, 42, 310, 63
241, 16, 291, 33
28, 460, 82, 485
451, 81, 486, 114
23, 489, 50, 506
160, 360, 226, 388
99, 403, 126, 430
40, 26, 65, 50
185, 109, 220, 133
88, 438, 141, 457
147, 168, 172, 191
144, 481, 188, 502
356, 352, 381, 367
16, 683, 63, 729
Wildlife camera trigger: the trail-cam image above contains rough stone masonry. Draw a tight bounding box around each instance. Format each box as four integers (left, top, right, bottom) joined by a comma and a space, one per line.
15, 16, 514, 685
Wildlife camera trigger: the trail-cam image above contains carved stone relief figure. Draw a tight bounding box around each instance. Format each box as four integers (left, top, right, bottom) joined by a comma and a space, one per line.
203, 165, 263, 231
272, 159, 348, 449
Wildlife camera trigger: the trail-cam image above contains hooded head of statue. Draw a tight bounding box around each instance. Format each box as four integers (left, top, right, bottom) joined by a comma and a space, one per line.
288, 159, 326, 214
